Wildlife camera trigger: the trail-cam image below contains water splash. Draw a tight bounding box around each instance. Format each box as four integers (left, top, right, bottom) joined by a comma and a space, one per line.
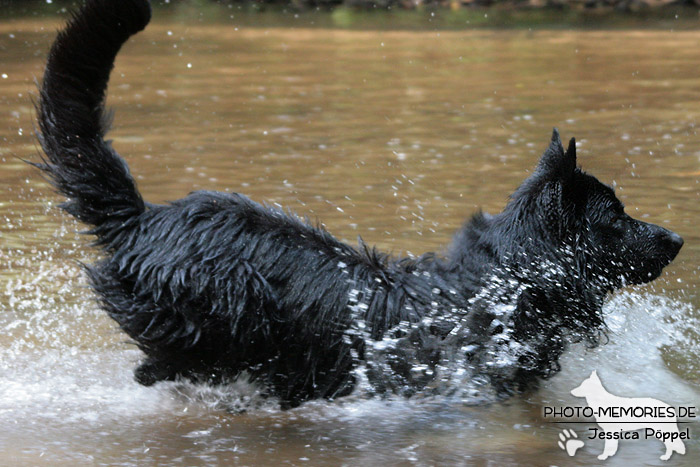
539, 291, 700, 405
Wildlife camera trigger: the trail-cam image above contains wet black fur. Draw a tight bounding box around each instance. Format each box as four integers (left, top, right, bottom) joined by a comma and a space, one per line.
35, 0, 683, 408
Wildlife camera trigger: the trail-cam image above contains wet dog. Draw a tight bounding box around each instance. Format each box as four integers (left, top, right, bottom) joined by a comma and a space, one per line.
35, 0, 683, 408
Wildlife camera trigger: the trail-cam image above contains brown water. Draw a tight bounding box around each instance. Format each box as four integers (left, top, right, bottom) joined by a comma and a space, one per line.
1, 7, 700, 466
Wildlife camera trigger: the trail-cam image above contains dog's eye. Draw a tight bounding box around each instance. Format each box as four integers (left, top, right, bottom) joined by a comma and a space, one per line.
611, 213, 625, 226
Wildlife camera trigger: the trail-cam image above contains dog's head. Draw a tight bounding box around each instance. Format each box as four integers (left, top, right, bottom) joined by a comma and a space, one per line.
503, 129, 683, 292
571, 370, 603, 398
441, 132, 683, 393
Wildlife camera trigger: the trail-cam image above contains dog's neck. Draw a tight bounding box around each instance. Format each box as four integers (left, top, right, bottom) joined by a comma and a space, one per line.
405, 215, 612, 397
354, 205, 613, 400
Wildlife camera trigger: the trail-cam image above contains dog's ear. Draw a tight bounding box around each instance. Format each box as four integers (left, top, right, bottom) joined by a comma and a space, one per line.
535, 129, 576, 184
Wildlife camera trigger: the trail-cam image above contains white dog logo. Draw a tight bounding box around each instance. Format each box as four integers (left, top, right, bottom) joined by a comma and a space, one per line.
571, 370, 686, 460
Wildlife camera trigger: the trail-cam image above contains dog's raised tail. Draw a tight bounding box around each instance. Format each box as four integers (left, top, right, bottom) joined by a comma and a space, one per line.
36, 0, 151, 246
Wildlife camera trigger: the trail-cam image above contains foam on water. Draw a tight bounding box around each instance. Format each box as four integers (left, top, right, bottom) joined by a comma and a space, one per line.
539, 291, 700, 406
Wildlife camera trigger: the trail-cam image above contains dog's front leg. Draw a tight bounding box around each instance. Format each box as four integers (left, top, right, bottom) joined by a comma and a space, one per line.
598, 437, 619, 460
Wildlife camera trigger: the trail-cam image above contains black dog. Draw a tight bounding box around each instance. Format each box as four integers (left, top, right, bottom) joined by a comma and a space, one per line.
35, 0, 683, 409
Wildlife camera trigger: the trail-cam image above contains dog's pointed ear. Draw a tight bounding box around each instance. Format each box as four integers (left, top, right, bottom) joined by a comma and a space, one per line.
590, 370, 599, 381
535, 129, 576, 183
565, 136, 576, 164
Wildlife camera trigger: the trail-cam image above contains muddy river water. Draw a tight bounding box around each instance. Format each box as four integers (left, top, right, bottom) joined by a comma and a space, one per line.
1, 4, 700, 466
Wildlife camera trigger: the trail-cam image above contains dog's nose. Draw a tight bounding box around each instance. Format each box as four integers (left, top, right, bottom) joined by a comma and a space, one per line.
663, 230, 684, 248
660, 229, 684, 258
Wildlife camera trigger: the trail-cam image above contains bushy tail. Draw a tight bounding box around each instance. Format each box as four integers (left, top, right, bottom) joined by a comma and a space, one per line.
36, 0, 151, 247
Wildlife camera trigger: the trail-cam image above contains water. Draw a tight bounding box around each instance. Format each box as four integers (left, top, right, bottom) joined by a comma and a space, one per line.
1, 5, 700, 465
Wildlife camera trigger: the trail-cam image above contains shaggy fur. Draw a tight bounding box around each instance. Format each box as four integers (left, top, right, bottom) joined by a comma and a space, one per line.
35, 0, 683, 408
